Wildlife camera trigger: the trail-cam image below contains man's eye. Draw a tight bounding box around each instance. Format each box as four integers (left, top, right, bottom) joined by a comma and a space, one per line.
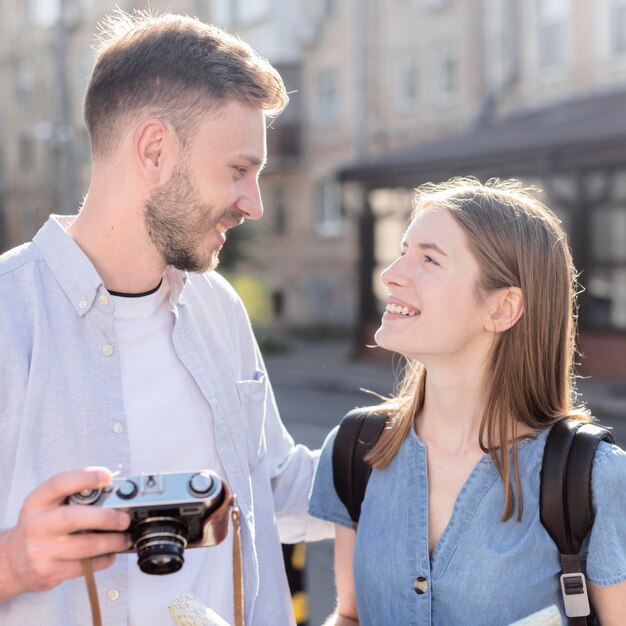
234, 167, 247, 176
425, 255, 439, 265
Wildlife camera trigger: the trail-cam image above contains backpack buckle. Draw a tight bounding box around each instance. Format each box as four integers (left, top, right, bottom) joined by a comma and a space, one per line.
560, 573, 590, 617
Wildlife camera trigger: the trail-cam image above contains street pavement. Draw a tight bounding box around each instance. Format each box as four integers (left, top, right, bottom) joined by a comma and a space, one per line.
264, 335, 626, 625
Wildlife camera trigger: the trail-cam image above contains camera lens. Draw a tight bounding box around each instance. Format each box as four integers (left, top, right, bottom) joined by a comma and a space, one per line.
131, 516, 189, 575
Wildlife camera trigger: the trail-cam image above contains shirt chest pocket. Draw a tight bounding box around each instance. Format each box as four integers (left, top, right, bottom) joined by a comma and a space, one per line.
235, 370, 268, 471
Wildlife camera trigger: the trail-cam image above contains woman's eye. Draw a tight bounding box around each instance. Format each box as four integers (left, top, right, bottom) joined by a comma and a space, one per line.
425, 255, 439, 265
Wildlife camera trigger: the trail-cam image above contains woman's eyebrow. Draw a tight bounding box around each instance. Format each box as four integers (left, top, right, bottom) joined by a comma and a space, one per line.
417, 242, 448, 257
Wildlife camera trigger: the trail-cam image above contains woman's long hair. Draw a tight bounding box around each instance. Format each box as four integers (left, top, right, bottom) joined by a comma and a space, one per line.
366, 177, 590, 521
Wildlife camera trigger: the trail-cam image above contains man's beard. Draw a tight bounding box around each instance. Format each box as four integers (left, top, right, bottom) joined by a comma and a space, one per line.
144, 160, 240, 273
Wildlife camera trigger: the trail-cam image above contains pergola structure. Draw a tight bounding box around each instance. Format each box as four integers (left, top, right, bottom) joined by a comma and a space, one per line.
340, 88, 626, 378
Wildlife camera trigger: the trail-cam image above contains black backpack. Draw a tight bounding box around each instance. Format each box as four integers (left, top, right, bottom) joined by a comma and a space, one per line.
332, 409, 616, 626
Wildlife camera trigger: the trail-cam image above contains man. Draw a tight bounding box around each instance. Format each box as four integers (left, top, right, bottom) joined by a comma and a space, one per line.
0, 11, 329, 625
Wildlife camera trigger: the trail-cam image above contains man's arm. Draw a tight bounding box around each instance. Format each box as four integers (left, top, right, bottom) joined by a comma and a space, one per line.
0, 467, 130, 602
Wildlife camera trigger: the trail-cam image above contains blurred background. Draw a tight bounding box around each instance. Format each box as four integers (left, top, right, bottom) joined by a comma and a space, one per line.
2, 1, 626, 623
2, 0, 626, 379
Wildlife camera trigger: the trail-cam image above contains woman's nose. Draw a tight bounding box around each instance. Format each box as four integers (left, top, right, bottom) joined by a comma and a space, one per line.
381, 258, 407, 288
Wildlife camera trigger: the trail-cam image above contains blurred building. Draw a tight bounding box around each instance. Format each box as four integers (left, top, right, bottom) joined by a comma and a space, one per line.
1, 0, 626, 377
334, 0, 626, 377
0, 0, 6, 251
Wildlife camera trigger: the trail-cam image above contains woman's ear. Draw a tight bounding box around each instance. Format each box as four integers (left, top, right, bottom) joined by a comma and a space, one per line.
486, 287, 524, 333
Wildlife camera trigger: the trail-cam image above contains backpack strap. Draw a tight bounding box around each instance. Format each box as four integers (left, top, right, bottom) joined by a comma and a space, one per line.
540, 419, 615, 625
332, 408, 387, 526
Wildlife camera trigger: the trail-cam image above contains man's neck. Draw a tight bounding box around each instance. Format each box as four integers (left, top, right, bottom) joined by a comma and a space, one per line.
68, 201, 166, 294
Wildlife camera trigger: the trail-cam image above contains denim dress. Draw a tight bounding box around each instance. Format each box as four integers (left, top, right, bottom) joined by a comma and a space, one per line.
309, 424, 626, 626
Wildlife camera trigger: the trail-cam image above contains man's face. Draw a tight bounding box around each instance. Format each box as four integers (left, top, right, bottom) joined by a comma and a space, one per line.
144, 101, 267, 273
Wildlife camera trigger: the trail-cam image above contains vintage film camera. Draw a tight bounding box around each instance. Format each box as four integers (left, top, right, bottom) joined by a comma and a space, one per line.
70, 470, 231, 575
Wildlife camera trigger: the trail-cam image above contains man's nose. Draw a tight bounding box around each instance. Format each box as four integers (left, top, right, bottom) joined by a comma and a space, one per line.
237, 180, 264, 220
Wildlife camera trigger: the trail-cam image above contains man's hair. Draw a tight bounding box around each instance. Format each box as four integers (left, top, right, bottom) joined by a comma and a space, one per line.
84, 10, 288, 158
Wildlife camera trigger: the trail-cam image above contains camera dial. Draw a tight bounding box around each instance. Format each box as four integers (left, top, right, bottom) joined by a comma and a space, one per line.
116, 479, 138, 500
69, 488, 102, 505
189, 472, 215, 496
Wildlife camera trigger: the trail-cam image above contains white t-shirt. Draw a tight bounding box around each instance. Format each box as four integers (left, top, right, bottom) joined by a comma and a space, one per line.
111, 277, 233, 625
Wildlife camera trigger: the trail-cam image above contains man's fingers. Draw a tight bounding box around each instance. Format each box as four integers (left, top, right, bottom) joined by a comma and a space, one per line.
59, 532, 132, 562
21, 468, 113, 513
28, 503, 131, 537
26, 553, 118, 593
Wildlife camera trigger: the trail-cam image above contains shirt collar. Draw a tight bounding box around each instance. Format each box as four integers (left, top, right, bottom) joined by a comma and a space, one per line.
32, 215, 191, 317
165, 265, 188, 308
33, 215, 104, 317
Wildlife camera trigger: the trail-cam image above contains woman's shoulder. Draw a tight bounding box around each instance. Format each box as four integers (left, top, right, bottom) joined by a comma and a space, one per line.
592, 438, 626, 483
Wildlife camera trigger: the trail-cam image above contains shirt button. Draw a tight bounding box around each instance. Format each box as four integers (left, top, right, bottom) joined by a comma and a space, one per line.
414, 576, 428, 594
102, 345, 113, 356
107, 588, 120, 601
112, 422, 124, 434
78, 299, 88, 309
98, 295, 110, 306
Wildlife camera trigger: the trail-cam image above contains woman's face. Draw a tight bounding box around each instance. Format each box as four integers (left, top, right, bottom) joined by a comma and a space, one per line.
375, 206, 494, 365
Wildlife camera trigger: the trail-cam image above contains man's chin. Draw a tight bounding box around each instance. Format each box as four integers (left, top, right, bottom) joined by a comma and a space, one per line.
168, 248, 220, 274
192, 252, 220, 274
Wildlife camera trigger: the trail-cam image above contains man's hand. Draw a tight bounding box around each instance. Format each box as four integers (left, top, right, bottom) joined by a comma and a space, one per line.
0, 467, 131, 602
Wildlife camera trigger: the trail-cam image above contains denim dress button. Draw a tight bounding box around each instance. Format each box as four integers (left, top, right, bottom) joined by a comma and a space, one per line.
414, 576, 428, 594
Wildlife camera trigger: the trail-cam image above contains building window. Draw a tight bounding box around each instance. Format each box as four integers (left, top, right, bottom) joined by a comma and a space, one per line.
26, 0, 60, 26
321, 0, 338, 17
317, 70, 340, 126
587, 205, 626, 329
435, 47, 459, 106
19, 133, 35, 170
211, 0, 270, 26
273, 187, 287, 235
536, 0, 568, 71
315, 180, 344, 237
396, 54, 420, 115
422, 0, 451, 10
21, 205, 40, 240
610, 0, 626, 55
16, 61, 35, 106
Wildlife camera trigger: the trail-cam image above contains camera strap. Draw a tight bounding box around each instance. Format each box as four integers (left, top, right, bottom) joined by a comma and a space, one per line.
231, 497, 244, 626
81, 497, 245, 626
81, 557, 103, 626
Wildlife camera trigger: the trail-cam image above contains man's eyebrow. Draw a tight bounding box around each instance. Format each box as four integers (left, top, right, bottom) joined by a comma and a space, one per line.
236, 153, 267, 168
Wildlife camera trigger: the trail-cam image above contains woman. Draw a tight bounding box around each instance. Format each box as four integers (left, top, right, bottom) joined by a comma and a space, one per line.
309, 178, 625, 625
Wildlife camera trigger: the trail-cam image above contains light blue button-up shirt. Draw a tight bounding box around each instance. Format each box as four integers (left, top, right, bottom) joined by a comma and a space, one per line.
310, 422, 626, 625
0, 215, 328, 625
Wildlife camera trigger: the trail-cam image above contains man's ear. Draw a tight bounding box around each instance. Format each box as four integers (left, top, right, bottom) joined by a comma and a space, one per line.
133, 118, 178, 184
485, 287, 524, 333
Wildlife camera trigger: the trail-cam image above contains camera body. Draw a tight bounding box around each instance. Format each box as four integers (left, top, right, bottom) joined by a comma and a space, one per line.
69, 470, 231, 575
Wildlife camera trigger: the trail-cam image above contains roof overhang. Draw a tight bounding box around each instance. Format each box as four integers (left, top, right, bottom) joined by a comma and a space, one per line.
339, 88, 626, 188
